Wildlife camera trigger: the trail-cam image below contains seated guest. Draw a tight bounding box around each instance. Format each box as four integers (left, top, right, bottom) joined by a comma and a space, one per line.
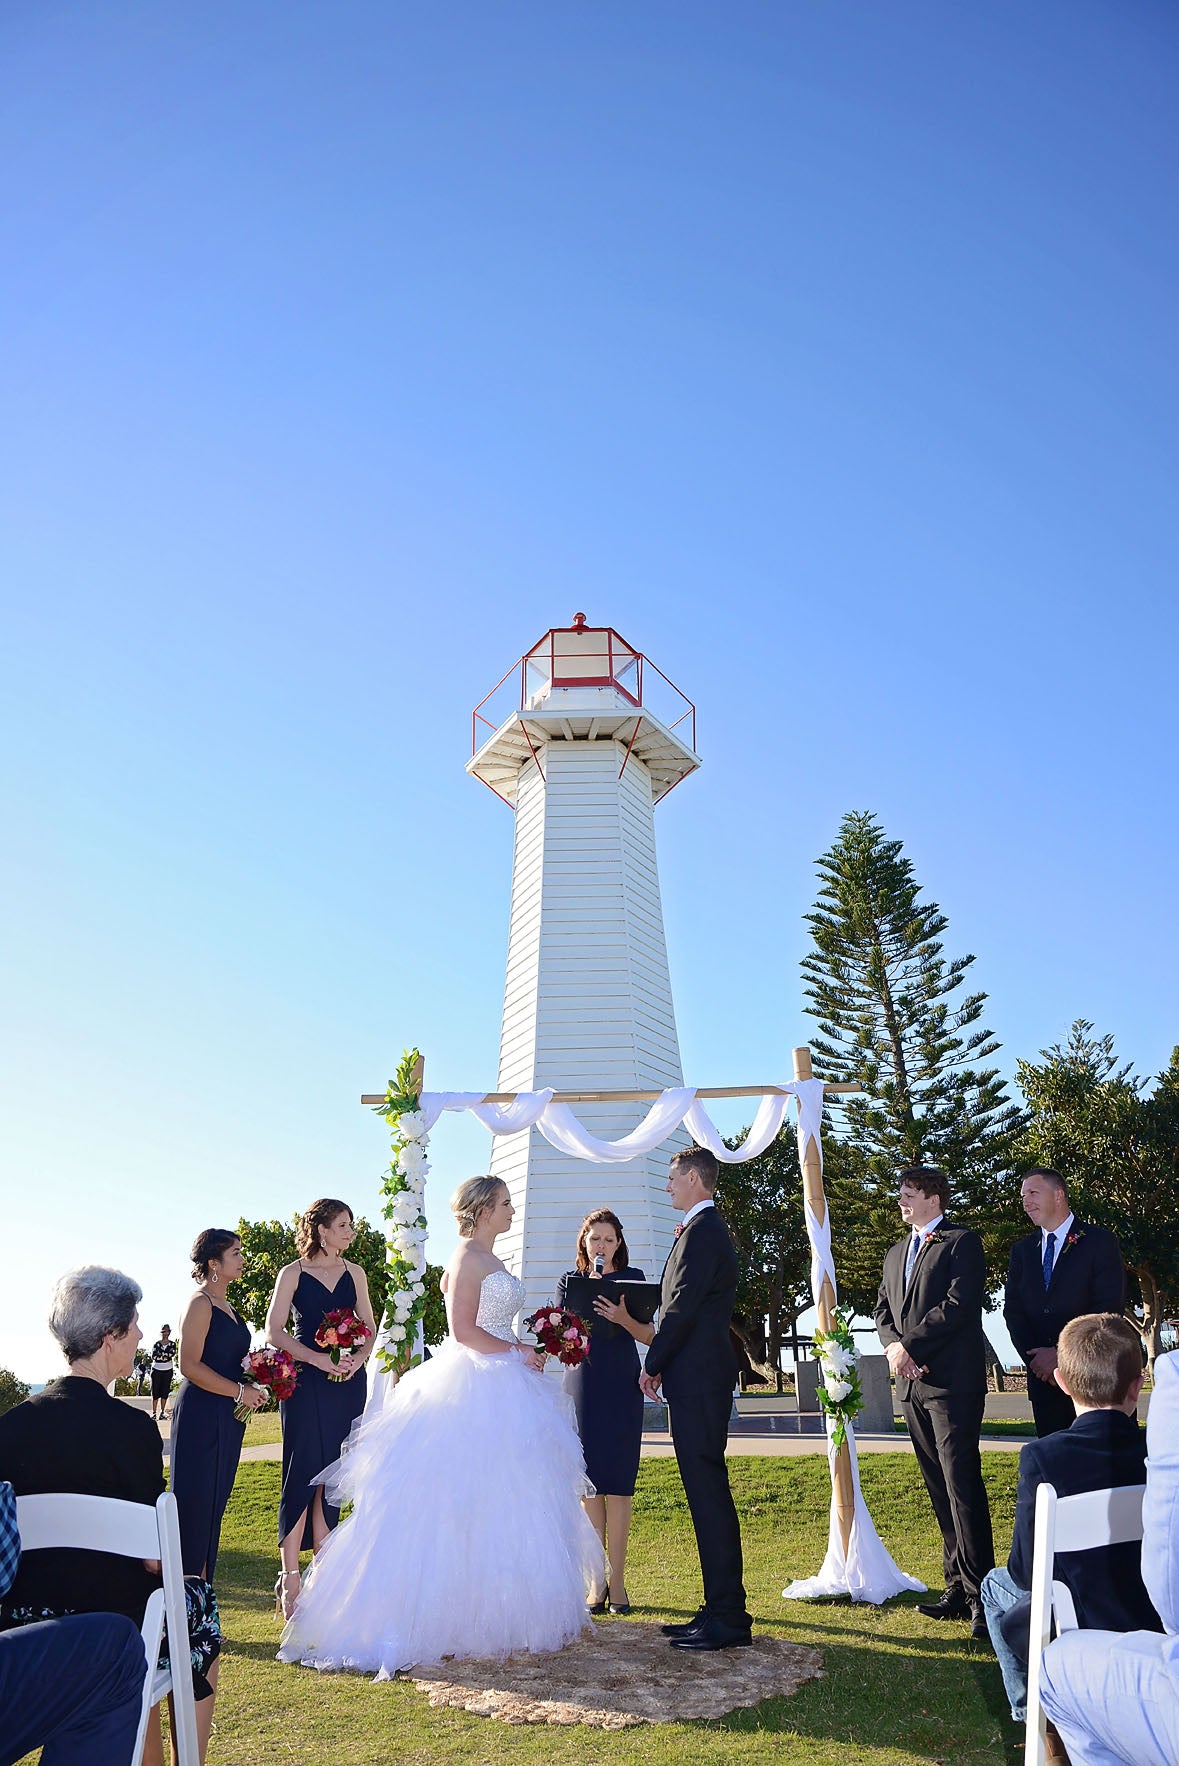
1039, 1347, 1179, 1766
0, 1266, 222, 1766
557, 1208, 649, 1614
980, 1312, 1160, 1726
0, 1479, 147, 1766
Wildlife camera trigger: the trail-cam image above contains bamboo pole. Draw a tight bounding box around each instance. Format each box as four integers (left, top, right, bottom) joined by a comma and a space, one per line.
793, 1044, 856, 1558
361, 1081, 862, 1106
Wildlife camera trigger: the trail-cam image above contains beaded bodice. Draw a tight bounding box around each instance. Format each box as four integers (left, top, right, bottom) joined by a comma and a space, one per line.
474, 1270, 525, 1342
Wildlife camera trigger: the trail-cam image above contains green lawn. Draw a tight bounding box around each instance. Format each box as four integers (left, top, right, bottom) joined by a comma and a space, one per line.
208, 1453, 1022, 1765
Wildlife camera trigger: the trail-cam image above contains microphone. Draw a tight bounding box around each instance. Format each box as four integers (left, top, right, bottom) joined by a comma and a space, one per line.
593, 1255, 605, 1276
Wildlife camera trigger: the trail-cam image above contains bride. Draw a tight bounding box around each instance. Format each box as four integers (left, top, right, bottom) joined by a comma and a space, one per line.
277, 1176, 605, 1678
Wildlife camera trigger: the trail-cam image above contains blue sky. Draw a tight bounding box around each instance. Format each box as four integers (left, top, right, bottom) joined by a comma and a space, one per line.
2, 2, 1176, 1379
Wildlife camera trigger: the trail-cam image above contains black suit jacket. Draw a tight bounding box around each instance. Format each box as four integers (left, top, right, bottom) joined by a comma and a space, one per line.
0, 1376, 164, 1627
1003, 1222, 1124, 1361
875, 1221, 987, 1398
644, 1206, 739, 1404
998, 1407, 1161, 1665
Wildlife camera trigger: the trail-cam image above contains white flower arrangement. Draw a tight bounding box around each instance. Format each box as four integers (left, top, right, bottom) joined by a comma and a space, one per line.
812, 1309, 864, 1450
375, 1048, 433, 1376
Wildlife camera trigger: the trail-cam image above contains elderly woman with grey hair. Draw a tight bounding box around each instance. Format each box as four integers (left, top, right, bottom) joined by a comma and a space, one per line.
0, 1266, 223, 1766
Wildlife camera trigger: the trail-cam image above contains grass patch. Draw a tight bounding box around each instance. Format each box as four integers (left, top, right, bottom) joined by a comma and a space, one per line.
207, 1453, 1021, 1765
893, 1419, 1035, 1440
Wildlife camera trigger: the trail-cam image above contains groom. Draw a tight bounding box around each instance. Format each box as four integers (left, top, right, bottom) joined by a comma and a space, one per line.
640, 1145, 752, 1651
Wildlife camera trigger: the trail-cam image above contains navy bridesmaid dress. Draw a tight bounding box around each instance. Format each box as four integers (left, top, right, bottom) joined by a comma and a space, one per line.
556, 1266, 646, 1497
170, 1299, 252, 1577
278, 1266, 368, 1548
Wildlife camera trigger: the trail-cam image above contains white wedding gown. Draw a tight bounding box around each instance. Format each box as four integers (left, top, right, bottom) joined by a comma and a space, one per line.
277, 1269, 605, 1677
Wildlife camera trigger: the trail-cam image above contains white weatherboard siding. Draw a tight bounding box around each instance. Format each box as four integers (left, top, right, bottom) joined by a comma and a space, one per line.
489, 739, 690, 1313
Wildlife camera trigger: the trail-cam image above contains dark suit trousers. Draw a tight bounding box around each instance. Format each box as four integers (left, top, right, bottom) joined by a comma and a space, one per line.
668, 1385, 749, 1627
1027, 1373, 1077, 1439
901, 1389, 994, 1600
0, 1613, 146, 1766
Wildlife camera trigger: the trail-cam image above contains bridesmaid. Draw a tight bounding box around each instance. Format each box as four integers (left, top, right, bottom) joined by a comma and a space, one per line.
171, 1229, 266, 1579
557, 1208, 651, 1615
265, 1198, 376, 1619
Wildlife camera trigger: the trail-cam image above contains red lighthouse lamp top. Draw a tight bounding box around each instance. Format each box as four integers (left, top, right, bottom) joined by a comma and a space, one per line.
525, 616, 640, 706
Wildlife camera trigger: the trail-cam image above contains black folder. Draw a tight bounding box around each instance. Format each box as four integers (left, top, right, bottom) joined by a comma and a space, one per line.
561, 1276, 662, 1336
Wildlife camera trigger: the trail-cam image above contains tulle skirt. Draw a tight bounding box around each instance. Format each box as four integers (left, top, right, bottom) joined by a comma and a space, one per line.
276, 1340, 605, 1677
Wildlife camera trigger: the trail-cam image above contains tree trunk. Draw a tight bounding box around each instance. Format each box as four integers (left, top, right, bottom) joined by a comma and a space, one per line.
1132, 1263, 1164, 1373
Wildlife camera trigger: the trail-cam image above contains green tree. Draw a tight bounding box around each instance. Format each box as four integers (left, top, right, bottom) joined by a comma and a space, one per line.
801, 811, 1023, 1291
1016, 1023, 1179, 1364
716, 1128, 815, 1387
229, 1215, 446, 1348
0, 1369, 30, 1414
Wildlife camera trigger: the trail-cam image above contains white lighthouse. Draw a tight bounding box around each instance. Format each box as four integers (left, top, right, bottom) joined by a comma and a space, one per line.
467, 617, 701, 1312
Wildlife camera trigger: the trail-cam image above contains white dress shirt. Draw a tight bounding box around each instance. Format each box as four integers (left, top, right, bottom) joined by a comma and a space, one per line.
680, 1198, 716, 1230
905, 1213, 944, 1282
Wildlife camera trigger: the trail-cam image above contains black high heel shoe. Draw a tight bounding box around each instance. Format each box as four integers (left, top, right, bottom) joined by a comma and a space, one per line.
587, 1584, 609, 1614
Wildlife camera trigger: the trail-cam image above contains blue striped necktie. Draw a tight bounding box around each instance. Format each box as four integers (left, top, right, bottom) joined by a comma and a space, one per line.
1043, 1230, 1057, 1289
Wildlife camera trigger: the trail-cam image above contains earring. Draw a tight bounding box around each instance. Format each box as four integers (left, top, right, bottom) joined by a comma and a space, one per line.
210, 1269, 219, 1284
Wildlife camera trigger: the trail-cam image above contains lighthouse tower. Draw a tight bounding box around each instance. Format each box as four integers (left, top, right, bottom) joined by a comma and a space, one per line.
467, 617, 701, 1313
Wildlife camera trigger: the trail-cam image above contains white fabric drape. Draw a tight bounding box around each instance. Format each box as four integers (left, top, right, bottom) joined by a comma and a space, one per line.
779, 1077, 925, 1605
782, 1425, 926, 1603
536, 1088, 698, 1161
416, 1082, 822, 1164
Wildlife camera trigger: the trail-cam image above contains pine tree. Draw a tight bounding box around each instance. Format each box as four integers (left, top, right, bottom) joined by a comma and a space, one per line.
1017, 1023, 1179, 1364
801, 810, 1023, 1288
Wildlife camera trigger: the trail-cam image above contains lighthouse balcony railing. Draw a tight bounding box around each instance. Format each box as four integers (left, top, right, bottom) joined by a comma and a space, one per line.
472, 644, 696, 756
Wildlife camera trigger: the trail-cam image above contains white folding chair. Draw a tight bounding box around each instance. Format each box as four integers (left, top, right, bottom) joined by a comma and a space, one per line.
1023, 1481, 1146, 1766
15, 1490, 200, 1766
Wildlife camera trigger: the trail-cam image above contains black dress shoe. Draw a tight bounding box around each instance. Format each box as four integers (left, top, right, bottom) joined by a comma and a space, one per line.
917, 1589, 970, 1620
587, 1585, 609, 1615
661, 1608, 707, 1638
968, 1601, 989, 1641
669, 1618, 753, 1652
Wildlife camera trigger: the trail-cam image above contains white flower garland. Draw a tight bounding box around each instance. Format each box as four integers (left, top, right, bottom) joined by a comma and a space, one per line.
375, 1051, 431, 1374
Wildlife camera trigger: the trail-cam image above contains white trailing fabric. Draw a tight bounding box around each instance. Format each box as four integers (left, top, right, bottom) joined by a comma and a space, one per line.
781, 1075, 925, 1605
782, 1425, 926, 1603
416, 1083, 816, 1164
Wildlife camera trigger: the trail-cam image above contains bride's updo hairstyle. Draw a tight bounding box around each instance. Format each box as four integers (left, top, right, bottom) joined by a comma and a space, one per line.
451, 1176, 506, 1238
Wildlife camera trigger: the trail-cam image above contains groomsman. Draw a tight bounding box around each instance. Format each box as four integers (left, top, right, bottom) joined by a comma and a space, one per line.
1003, 1167, 1125, 1438
640, 1146, 752, 1652
875, 1166, 994, 1639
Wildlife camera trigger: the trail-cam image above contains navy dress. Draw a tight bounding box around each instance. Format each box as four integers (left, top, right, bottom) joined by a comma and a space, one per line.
170, 1299, 251, 1577
557, 1266, 645, 1497
279, 1267, 368, 1549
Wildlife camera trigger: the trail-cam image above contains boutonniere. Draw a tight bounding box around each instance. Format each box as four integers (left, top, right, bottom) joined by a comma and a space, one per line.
924, 1233, 945, 1246
1065, 1229, 1085, 1248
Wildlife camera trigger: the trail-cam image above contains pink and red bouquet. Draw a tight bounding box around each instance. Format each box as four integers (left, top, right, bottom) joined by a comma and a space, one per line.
236, 1346, 297, 1419
524, 1306, 592, 1368
315, 1308, 372, 1380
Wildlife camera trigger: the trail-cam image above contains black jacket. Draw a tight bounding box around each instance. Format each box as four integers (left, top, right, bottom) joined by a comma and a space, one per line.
0, 1376, 164, 1627
645, 1206, 739, 1403
1003, 1222, 1124, 1361
998, 1406, 1161, 1665
875, 1221, 987, 1398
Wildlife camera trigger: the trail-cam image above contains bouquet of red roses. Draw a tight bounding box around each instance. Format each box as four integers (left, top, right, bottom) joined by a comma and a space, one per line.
236, 1346, 297, 1419
315, 1308, 372, 1381
524, 1306, 592, 1367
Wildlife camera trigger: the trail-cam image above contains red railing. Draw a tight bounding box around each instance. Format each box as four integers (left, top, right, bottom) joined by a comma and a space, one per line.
471, 622, 696, 756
